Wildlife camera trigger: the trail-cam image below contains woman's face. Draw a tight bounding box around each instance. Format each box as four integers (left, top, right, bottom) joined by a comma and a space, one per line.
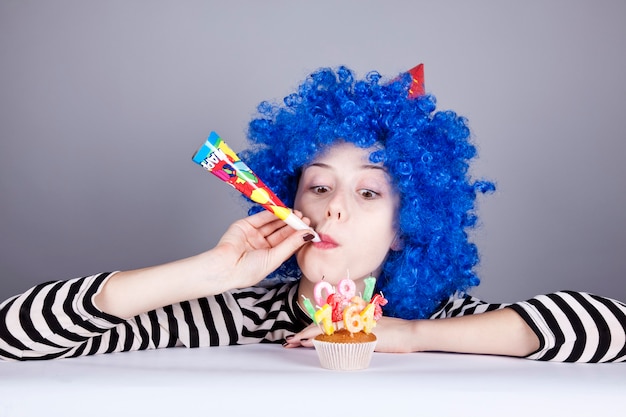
294, 141, 400, 286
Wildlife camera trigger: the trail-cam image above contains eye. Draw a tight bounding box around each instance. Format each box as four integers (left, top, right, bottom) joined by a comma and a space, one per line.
358, 189, 379, 199
311, 185, 330, 194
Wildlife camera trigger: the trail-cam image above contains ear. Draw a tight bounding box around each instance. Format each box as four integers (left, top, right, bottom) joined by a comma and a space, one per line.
390, 234, 404, 251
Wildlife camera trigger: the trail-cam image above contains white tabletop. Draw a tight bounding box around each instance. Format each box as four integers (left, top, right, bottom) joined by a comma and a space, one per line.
1, 344, 624, 417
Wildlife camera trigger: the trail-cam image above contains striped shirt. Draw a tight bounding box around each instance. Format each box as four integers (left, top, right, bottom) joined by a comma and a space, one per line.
1, 272, 625, 362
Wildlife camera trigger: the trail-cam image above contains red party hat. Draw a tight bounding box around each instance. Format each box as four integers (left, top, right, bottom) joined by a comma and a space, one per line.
406, 63, 425, 98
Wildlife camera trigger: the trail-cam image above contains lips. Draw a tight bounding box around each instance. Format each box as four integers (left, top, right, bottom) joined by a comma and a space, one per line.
313, 233, 339, 249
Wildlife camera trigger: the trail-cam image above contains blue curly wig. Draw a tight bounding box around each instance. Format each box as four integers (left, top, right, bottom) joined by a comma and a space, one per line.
240, 66, 494, 319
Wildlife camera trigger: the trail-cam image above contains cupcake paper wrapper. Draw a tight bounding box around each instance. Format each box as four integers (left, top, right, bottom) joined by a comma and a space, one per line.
312, 339, 377, 371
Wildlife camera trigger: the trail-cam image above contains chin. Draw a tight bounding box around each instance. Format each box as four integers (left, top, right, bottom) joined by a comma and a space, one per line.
300, 265, 371, 287
297, 252, 377, 284
298, 262, 347, 285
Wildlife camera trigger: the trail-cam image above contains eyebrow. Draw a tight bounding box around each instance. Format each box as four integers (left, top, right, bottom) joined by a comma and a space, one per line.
306, 162, 386, 172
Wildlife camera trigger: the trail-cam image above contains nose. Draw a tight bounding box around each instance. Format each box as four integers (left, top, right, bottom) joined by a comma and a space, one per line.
325, 192, 347, 221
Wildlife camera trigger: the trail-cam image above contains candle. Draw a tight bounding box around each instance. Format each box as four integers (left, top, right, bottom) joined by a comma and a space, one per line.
310, 275, 386, 335
301, 296, 317, 322
349, 295, 366, 311
326, 293, 344, 322
314, 281, 334, 307
359, 303, 376, 333
370, 293, 388, 320
314, 304, 335, 335
337, 278, 356, 299
362, 276, 376, 302
343, 304, 364, 333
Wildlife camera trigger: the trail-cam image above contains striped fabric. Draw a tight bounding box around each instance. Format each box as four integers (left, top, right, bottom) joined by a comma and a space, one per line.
1, 273, 625, 362
431, 291, 626, 363
0, 273, 309, 361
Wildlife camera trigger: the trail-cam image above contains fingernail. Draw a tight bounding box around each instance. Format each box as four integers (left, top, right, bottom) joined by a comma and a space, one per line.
285, 335, 294, 341
303, 233, 315, 242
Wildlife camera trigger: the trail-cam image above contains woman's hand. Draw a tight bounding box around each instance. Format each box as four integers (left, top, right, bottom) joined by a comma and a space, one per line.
368, 317, 419, 353
95, 210, 314, 319
209, 210, 316, 290
282, 323, 322, 348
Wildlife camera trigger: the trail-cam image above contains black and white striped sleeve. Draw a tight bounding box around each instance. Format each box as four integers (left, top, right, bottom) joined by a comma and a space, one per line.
0, 273, 309, 361
432, 291, 626, 363
0, 273, 127, 360
508, 291, 626, 363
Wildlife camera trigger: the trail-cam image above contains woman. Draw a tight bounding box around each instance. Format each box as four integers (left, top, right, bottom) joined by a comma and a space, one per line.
1, 66, 624, 362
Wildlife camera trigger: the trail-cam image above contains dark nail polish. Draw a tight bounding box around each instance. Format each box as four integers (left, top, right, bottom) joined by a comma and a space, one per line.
303, 233, 315, 242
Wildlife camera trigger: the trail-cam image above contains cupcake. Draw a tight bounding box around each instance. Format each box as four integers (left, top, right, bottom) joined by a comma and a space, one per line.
302, 276, 387, 371
312, 329, 377, 371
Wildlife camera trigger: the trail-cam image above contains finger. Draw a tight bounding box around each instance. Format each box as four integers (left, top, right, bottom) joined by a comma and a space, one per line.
244, 211, 305, 248
244, 210, 279, 227
238, 212, 288, 248
258, 210, 314, 243
292, 210, 314, 228
292, 209, 307, 222
257, 219, 290, 242
261, 229, 315, 275
264, 222, 299, 247
283, 324, 322, 348
299, 338, 314, 348
245, 210, 285, 232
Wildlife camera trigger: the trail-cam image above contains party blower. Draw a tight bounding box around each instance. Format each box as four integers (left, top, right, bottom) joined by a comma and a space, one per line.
192, 132, 320, 242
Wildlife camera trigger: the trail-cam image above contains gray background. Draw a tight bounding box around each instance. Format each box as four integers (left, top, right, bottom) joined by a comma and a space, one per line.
1, 0, 625, 303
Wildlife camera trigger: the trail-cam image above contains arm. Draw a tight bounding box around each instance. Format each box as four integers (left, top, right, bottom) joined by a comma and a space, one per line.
373, 308, 539, 357
508, 291, 626, 362
376, 291, 626, 362
1, 211, 314, 360
94, 210, 313, 318
286, 291, 626, 363
286, 307, 538, 357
